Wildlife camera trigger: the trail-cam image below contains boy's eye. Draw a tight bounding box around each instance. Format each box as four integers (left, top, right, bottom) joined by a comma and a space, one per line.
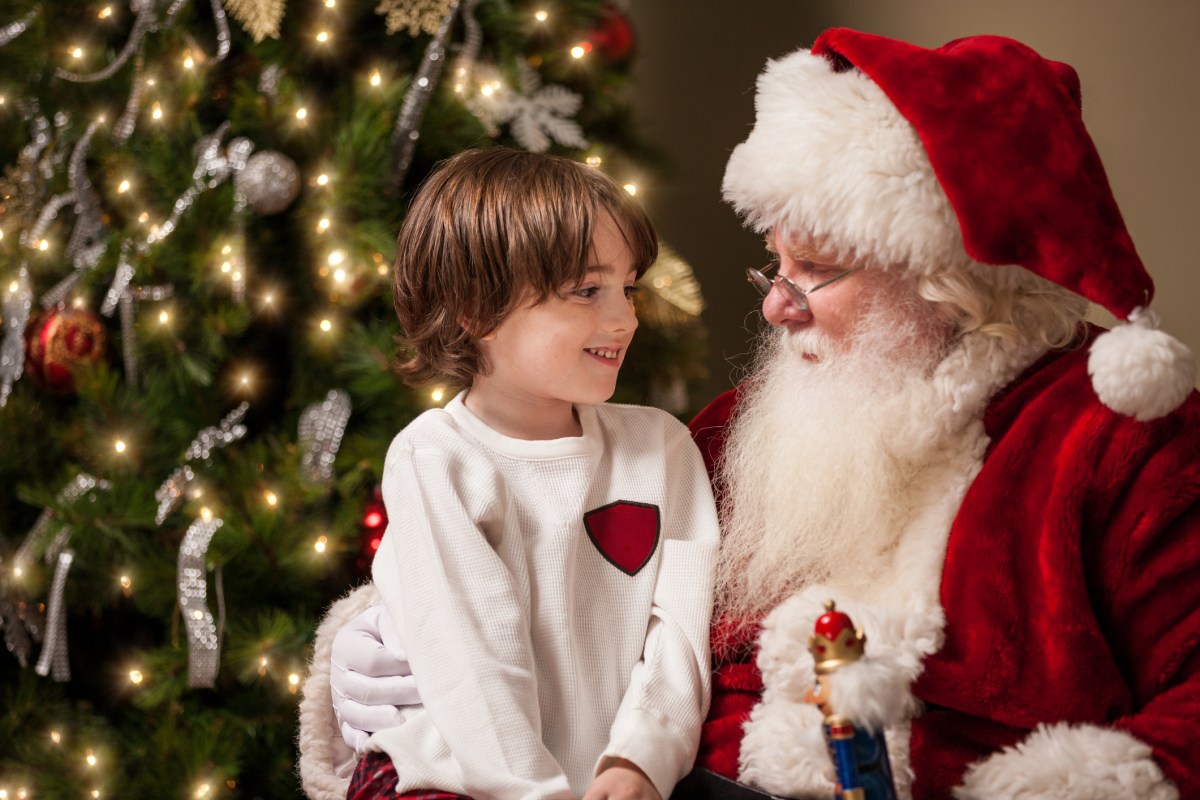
624, 285, 640, 300
572, 286, 599, 299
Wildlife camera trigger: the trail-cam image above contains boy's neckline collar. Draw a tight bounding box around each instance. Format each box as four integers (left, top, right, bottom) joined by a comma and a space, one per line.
445, 391, 602, 460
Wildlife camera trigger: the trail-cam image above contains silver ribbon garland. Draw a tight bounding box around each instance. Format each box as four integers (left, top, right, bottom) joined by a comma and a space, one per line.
390, 0, 463, 187
258, 64, 283, 102
11, 474, 110, 680
185, 401, 249, 460
113, 56, 148, 145
38, 120, 109, 309
148, 122, 234, 246
153, 403, 250, 524
298, 390, 352, 486
55, 0, 228, 84
55, 0, 158, 83
101, 241, 136, 317
12, 474, 109, 568
178, 515, 223, 688
0, 7, 39, 48
63, 121, 107, 265
453, 0, 484, 88
154, 465, 195, 526
207, 0, 231, 61
225, 136, 255, 304
34, 550, 73, 681
101, 123, 232, 383
118, 283, 174, 385
0, 264, 32, 408
0, 112, 53, 408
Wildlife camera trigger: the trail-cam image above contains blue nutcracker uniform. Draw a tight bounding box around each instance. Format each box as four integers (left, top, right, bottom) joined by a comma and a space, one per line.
823, 716, 896, 800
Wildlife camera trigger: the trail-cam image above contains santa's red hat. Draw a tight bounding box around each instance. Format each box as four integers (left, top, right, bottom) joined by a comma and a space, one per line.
723, 28, 1194, 420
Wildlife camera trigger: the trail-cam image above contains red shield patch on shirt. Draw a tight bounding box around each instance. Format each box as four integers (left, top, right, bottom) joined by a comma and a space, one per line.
584, 500, 660, 576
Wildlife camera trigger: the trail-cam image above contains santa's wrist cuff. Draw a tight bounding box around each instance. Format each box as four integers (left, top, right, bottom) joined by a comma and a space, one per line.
955, 722, 1178, 800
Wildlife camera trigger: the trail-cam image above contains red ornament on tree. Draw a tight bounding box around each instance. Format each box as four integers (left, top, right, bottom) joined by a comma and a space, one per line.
356, 483, 389, 574
587, 3, 635, 64
24, 306, 107, 394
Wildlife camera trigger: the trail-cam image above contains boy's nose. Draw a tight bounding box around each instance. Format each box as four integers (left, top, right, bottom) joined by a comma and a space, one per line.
606, 295, 638, 333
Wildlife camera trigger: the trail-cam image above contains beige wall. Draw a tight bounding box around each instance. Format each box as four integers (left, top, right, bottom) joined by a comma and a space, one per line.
629, 0, 1200, 404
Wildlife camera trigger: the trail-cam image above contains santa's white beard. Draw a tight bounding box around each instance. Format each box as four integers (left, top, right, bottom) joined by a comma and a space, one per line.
714, 286, 960, 622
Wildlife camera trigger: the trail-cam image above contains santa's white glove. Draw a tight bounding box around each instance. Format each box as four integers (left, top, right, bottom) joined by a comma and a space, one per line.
330, 603, 420, 752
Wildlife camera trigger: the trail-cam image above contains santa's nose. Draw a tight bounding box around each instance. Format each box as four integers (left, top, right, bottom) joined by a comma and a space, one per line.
762, 281, 813, 328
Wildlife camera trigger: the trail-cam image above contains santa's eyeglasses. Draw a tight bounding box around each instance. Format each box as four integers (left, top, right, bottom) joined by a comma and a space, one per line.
746, 260, 861, 314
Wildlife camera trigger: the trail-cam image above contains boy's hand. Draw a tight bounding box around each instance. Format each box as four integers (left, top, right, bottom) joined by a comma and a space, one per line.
581, 758, 661, 800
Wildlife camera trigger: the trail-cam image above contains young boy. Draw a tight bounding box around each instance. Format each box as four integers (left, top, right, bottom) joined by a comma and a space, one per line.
309, 148, 719, 800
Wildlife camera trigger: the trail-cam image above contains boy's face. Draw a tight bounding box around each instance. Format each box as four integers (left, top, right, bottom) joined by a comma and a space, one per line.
474, 214, 639, 421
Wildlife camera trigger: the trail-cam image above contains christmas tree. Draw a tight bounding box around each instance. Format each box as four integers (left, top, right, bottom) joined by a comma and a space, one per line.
0, 1, 706, 796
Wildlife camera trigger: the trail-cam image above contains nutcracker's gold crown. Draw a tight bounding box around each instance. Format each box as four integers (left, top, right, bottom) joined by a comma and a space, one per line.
808, 600, 865, 674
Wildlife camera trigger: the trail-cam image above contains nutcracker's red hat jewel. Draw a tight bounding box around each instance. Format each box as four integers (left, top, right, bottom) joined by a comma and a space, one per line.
723, 28, 1194, 420
807, 600, 865, 675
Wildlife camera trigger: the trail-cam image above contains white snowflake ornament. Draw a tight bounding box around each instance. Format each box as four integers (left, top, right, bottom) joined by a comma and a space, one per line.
470, 62, 588, 153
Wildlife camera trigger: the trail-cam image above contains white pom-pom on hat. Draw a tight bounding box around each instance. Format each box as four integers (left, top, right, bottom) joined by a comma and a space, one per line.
1088, 308, 1195, 421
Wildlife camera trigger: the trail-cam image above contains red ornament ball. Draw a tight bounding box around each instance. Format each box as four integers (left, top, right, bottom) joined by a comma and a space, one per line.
587, 4, 635, 63
24, 306, 107, 394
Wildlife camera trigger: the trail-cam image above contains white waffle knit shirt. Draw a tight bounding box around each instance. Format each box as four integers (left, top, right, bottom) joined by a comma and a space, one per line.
369, 393, 719, 800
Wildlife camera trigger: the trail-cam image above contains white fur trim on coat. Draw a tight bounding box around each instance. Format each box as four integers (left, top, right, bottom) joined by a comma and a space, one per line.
297, 583, 378, 800
955, 722, 1179, 800
741, 590, 944, 800
722, 47, 969, 276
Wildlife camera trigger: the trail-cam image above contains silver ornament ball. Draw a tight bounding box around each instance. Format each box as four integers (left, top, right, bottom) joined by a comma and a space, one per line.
236, 150, 300, 215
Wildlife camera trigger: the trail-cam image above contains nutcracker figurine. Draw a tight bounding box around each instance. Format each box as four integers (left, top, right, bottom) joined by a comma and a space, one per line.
804, 600, 897, 800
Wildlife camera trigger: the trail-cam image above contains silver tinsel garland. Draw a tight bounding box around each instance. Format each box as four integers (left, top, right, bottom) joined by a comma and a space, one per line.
0, 8, 39, 48
113, 57, 148, 145
185, 401, 250, 460
155, 465, 196, 526
34, 550, 73, 681
55, 0, 158, 83
100, 124, 233, 383
390, 0, 462, 187
178, 515, 223, 688
152, 403, 250, 524
0, 264, 32, 408
298, 390, 352, 486
6, 474, 111, 678
0, 111, 53, 408
56, 0, 228, 84
37, 119, 109, 309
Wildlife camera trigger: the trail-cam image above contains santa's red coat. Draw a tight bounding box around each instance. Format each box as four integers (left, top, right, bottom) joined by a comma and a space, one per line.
687, 335, 1200, 798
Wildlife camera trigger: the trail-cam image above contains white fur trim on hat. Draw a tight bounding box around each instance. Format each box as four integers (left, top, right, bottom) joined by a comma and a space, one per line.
722, 47, 968, 275
297, 583, 378, 800
1088, 307, 1195, 421
955, 722, 1179, 800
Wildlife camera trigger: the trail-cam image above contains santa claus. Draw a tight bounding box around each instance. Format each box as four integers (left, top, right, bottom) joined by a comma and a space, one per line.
300, 28, 1200, 800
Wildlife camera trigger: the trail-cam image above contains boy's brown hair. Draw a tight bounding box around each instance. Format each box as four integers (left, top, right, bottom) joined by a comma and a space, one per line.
392, 147, 658, 389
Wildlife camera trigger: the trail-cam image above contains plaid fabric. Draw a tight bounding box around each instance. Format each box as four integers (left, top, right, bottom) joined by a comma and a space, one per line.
346, 751, 472, 800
